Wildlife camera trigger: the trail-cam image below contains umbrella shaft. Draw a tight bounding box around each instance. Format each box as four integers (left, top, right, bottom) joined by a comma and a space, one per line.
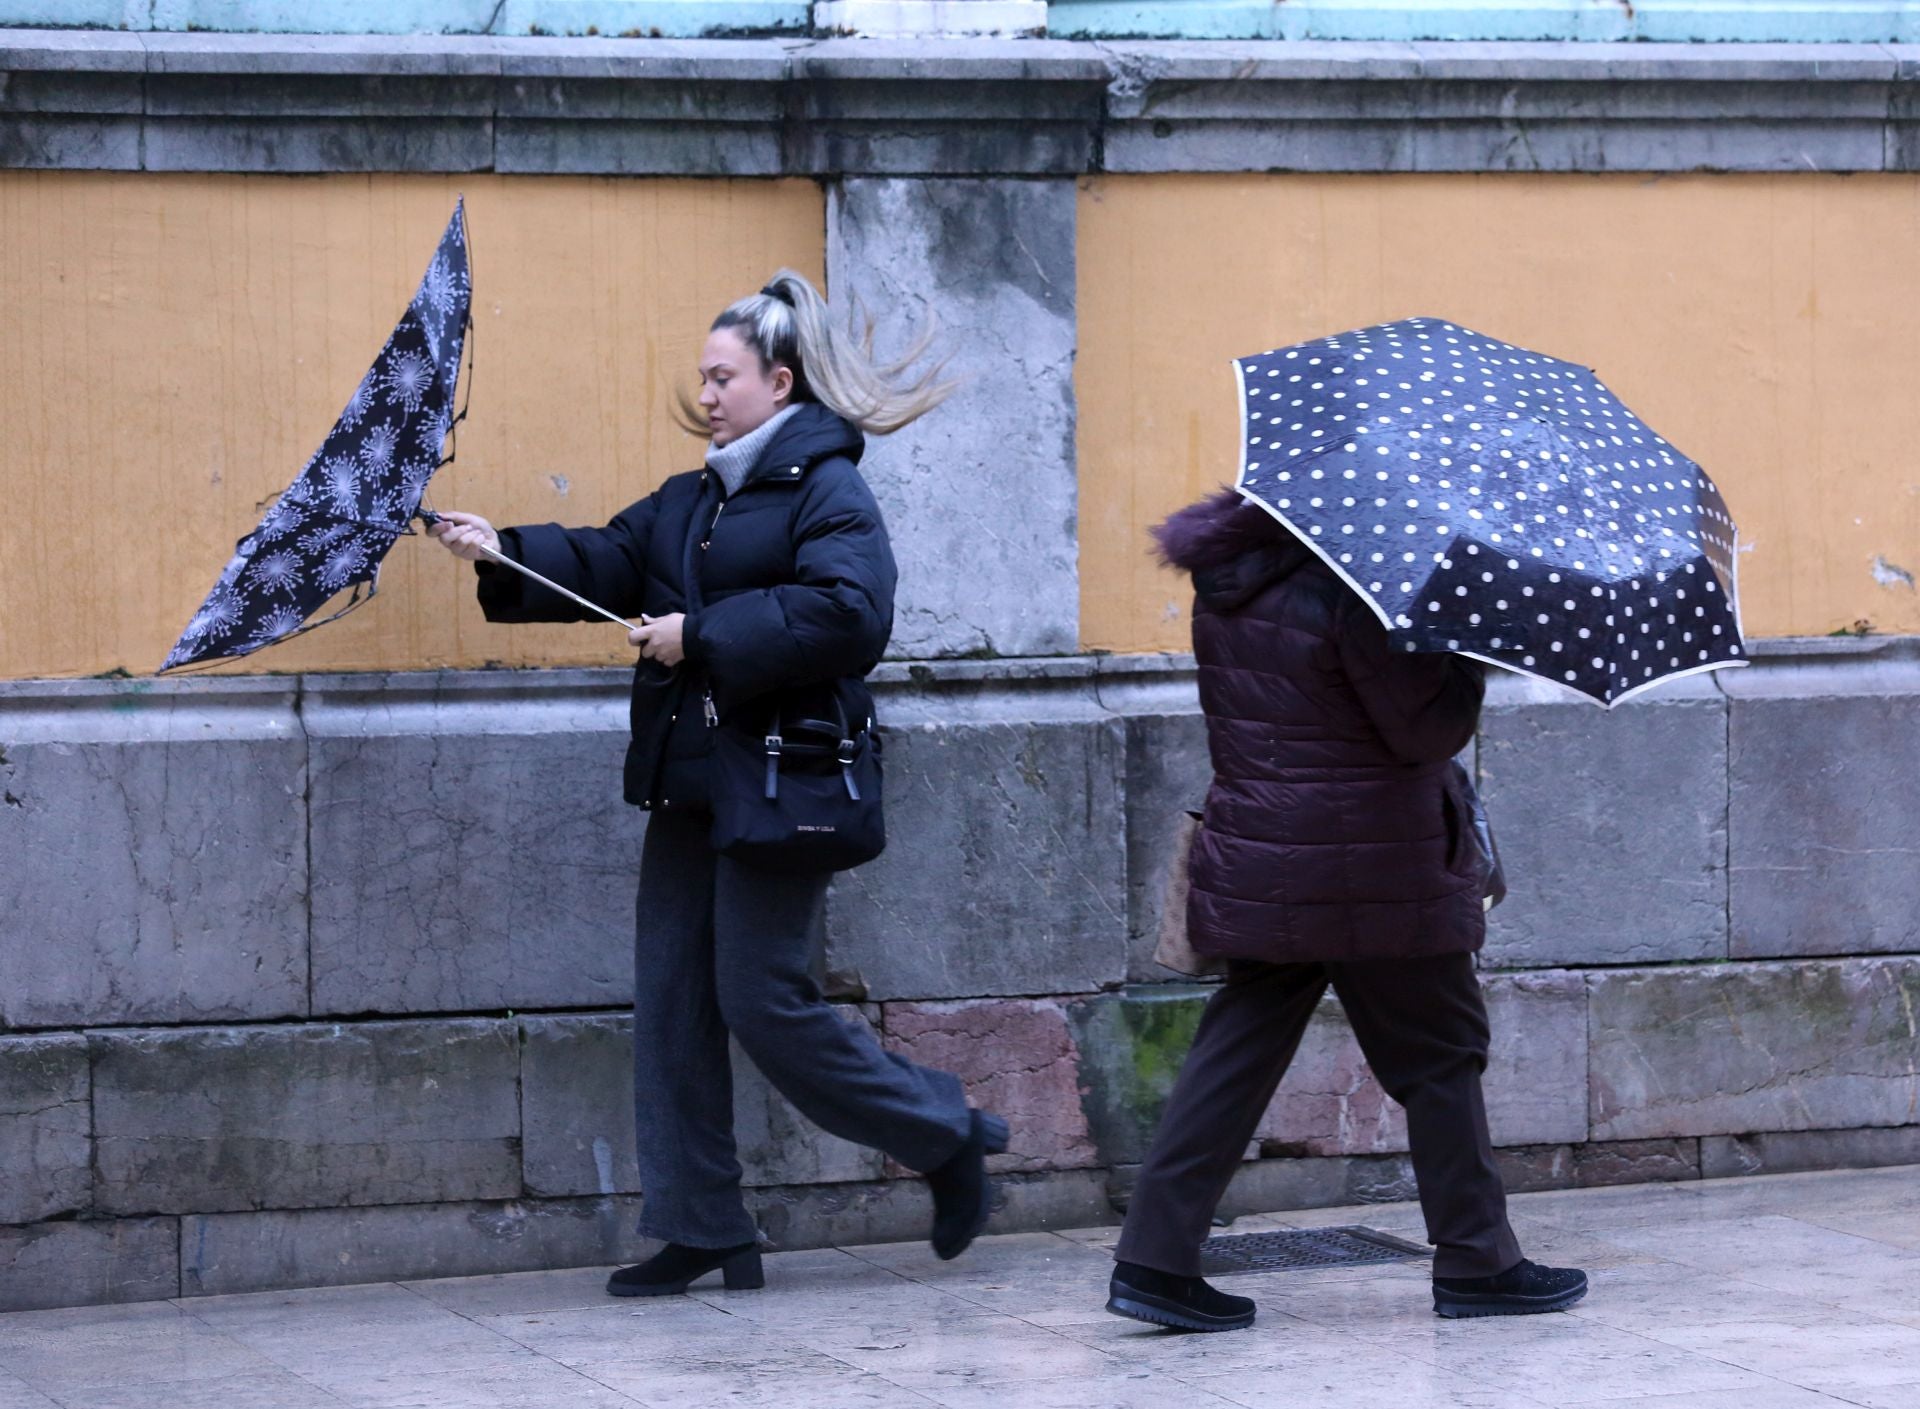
474, 542, 634, 632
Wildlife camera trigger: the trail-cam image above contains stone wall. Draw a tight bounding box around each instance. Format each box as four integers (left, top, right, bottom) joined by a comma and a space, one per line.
4, 640, 1919, 1310
6, 31, 1920, 1312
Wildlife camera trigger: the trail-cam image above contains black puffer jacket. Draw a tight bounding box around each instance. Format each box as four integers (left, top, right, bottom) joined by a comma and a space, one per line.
476, 404, 894, 812
1156, 490, 1489, 964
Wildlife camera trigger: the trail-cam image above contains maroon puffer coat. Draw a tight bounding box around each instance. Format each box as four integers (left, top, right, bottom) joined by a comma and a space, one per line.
1157, 490, 1489, 965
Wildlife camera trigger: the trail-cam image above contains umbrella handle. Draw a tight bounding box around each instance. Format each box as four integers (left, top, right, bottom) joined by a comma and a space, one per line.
470, 540, 638, 633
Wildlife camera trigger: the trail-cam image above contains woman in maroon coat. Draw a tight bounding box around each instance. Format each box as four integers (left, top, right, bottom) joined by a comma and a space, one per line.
1106, 489, 1587, 1330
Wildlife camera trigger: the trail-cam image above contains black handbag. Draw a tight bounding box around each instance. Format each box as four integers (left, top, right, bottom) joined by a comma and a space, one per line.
1448, 761, 1508, 912
708, 702, 885, 873
683, 481, 885, 873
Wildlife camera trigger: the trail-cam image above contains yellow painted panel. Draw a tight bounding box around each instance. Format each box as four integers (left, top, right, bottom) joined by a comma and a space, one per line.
1077, 173, 1920, 653
0, 172, 824, 679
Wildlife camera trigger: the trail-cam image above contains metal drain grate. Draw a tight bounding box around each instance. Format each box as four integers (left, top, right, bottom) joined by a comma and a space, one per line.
1198, 1225, 1431, 1275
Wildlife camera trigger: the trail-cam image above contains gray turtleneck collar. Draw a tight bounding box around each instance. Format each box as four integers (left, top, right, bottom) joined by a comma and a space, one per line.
706, 404, 801, 497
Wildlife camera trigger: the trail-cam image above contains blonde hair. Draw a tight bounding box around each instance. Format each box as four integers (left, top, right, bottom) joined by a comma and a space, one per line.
675, 269, 956, 437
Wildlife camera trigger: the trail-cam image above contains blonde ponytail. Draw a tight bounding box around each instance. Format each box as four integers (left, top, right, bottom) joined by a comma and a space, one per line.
674, 269, 956, 438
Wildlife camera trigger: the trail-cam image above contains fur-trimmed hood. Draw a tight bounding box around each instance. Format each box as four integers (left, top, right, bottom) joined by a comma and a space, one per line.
1152, 488, 1314, 611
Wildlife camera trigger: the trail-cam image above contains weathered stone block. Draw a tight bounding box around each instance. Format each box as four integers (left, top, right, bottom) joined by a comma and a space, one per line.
1068, 986, 1209, 1167
0, 1035, 91, 1225
826, 712, 1128, 1001
305, 673, 643, 1016
92, 1020, 521, 1215
495, 119, 783, 176
1495, 1145, 1575, 1194
733, 1008, 889, 1189
520, 1014, 637, 1199
0, 679, 308, 1028
0, 1220, 178, 1314
1727, 656, 1920, 958
1573, 1138, 1700, 1188
1479, 673, 1728, 968
1253, 971, 1589, 1155
1701, 1126, 1920, 1181
1590, 959, 1920, 1142
828, 178, 1079, 658
882, 998, 1098, 1172
520, 1010, 886, 1198
1122, 709, 1213, 983
180, 1198, 648, 1298
1177, 1152, 1421, 1221
140, 116, 494, 174
748, 1169, 1110, 1252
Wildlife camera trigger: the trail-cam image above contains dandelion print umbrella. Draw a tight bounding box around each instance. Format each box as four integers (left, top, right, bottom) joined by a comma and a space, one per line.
160, 200, 475, 672
1233, 317, 1746, 708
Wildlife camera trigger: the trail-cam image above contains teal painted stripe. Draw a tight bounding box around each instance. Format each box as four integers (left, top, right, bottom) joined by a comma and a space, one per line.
6, 0, 809, 34
1048, 0, 1919, 43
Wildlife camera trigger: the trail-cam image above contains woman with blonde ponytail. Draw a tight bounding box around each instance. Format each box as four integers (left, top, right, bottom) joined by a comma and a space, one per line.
430, 270, 1003, 1299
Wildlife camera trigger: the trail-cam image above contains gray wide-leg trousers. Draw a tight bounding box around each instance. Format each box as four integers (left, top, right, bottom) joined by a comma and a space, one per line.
632, 810, 972, 1249
1115, 952, 1524, 1281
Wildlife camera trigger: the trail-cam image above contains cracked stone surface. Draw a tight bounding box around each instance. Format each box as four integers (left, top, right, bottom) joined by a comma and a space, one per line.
1072, 974, 1586, 1169
0, 1035, 90, 1224
1590, 958, 1920, 1143
307, 719, 642, 1016
90, 1020, 521, 1216
1122, 710, 1213, 983
1480, 676, 1729, 969
520, 1010, 887, 1198
1729, 674, 1920, 959
0, 696, 308, 1028
828, 177, 1080, 660
883, 998, 1099, 1173
826, 717, 1128, 1001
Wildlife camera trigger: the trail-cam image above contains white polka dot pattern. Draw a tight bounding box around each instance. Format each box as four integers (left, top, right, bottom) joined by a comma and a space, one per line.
1234, 317, 1746, 708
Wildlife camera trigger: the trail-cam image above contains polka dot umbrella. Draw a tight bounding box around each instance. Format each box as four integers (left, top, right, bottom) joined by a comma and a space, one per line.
1234, 316, 1746, 707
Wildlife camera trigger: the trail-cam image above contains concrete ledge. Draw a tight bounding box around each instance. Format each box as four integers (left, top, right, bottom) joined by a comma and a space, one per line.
7, 32, 1920, 173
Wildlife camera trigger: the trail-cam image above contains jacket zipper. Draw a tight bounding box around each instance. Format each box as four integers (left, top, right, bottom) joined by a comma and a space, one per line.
701, 488, 725, 728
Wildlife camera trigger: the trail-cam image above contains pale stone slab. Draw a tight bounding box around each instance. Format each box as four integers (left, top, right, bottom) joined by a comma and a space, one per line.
92, 1021, 520, 1215
519, 1009, 888, 1198
0, 680, 308, 1028
305, 672, 642, 1016
179, 1197, 649, 1297
1590, 959, 1920, 1142
825, 715, 1128, 1001
0, 1221, 177, 1315
1256, 972, 1590, 1155
1480, 675, 1728, 968
0, 1036, 90, 1225
826, 177, 1080, 658
1727, 658, 1920, 959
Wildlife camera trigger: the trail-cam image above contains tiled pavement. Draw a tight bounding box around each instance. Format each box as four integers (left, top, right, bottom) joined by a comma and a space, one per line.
6, 1166, 1920, 1408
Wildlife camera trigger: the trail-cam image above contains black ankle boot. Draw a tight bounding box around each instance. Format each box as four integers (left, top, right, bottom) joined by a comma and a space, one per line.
927, 1110, 1010, 1261
606, 1241, 763, 1297
1107, 1260, 1256, 1332
1433, 1258, 1588, 1318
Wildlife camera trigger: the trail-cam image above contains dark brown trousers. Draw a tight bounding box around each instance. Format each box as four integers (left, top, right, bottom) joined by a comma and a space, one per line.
1114, 952, 1523, 1281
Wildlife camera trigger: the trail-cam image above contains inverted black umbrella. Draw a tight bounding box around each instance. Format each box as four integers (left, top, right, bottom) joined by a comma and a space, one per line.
161, 200, 473, 670
1233, 316, 1745, 707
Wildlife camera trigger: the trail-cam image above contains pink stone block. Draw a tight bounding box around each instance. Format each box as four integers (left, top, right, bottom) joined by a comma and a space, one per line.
882, 998, 1100, 1173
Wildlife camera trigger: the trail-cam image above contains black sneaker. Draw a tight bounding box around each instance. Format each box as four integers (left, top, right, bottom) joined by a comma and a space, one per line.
1106, 1260, 1256, 1332
1433, 1259, 1588, 1318
606, 1241, 763, 1297
927, 1110, 1010, 1261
